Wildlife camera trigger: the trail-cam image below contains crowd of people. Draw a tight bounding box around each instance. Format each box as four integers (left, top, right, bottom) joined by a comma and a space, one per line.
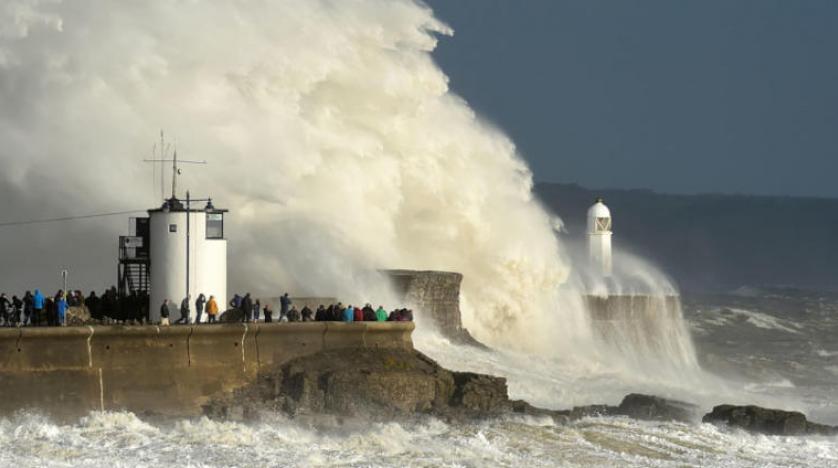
1, 286, 414, 327
0, 287, 148, 327
160, 291, 414, 326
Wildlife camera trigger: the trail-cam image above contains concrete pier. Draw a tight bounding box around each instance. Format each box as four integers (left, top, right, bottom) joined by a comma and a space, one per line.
0, 322, 413, 420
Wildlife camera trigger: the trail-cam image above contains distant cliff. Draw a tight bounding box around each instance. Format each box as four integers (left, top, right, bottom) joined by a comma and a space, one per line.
535, 183, 838, 292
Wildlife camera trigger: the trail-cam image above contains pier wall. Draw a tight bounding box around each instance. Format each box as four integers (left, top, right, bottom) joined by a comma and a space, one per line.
385, 270, 464, 332
0, 322, 413, 420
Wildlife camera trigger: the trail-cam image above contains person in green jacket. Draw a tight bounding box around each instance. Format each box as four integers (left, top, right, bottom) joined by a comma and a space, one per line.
375, 305, 388, 322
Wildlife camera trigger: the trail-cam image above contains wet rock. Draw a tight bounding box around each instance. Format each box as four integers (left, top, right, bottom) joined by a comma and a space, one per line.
219, 308, 244, 323
616, 393, 698, 422
65, 306, 94, 325
450, 372, 509, 414
703, 404, 838, 436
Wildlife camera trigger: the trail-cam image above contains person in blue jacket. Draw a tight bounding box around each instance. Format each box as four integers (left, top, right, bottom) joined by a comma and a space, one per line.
55, 290, 68, 326
343, 304, 354, 322
32, 289, 45, 326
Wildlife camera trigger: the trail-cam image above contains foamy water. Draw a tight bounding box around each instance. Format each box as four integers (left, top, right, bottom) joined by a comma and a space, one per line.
0, 290, 835, 466
2, 407, 836, 467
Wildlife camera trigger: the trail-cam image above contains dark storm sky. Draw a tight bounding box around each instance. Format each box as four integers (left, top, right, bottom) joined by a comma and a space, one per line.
424, 0, 838, 198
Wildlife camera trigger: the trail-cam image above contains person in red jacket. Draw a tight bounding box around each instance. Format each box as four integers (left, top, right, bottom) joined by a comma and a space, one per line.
353, 306, 363, 322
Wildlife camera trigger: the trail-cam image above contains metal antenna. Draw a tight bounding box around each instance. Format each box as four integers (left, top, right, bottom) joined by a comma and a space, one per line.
144, 131, 207, 200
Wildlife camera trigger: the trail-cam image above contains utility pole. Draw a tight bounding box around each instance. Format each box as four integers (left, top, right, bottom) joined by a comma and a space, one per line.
186, 190, 190, 302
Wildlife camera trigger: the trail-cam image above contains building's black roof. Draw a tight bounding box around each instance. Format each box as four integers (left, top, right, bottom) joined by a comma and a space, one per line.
147, 197, 228, 214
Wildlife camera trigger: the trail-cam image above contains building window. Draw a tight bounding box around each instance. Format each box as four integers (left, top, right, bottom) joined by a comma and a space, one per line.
169, 224, 177, 233
595, 217, 611, 232
207, 213, 224, 239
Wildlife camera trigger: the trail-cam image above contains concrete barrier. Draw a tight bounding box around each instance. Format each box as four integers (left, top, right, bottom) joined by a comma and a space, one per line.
0, 322, 414, 420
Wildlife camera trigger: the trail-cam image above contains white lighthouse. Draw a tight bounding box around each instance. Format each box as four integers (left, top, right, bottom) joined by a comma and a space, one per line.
587, 197, 612, 276
148, 195, 227, 322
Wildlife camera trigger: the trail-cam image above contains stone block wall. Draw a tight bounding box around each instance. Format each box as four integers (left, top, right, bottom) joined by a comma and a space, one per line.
384, 270, 470, 340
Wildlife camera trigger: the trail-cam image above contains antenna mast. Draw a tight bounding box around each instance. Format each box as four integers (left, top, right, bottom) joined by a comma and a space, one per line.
144, 131, 207, 201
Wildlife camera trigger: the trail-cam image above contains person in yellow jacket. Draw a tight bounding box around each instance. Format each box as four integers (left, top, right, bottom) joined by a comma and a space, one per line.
206, 295, 219, 323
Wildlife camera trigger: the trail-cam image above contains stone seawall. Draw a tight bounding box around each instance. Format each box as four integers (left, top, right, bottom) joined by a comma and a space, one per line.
385, 270, 464, 332
0, 322, 413, 420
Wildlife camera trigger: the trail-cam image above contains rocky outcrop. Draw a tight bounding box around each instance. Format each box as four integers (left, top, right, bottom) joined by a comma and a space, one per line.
703, 404, 838, 436
204, 348, 514, 424
616, 393, 698, 422
203, 346, 702, 428
511, 394, 696, 423
65, 306, 94, 325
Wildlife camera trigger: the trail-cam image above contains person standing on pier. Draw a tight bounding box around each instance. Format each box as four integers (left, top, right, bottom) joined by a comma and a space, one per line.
0, 293, 10, 326
32, 289, 44, 326
241, 293, 253, 322
55, 291, 67, 326
206, 296, 218, 323
195, 294, 206, 324
22, 291, 33, 326
280, 293, 291, 318
176, 296, 190, 324
160, 299, 171, 326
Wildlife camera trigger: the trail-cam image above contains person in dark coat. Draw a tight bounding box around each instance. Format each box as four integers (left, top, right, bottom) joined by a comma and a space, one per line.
0, 293, 10, 327
287, 306, 301, 322
241, 293, 253, 322
280, 293, 291, 317
327, 304, 337, 321
230, 294, 241, 309
45, 297, 56, 326
195, 294, 206, 324
160, 299, 171, 326
23, 291, 33, 326
301, 305, 313, 322
175, 296, 190, 324
315, 305, 327, 321
263, 303, 273, 323
11, 295, 23, 325
86, 291, 100, 320
362, 304, 376, 321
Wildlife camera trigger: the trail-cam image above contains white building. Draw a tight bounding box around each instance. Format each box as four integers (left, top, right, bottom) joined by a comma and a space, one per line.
587, 197, 612, 276
147, 196, 227, 322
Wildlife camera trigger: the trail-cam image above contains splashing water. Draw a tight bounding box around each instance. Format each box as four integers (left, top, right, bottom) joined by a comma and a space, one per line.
0, 0, 586, 354
0, 0, 713, 406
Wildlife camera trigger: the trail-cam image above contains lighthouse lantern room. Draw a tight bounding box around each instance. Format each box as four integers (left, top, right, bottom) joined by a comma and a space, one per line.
587, 197, 613, 277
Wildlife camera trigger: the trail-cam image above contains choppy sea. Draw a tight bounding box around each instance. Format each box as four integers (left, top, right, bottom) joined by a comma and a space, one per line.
1, 288, 836, 467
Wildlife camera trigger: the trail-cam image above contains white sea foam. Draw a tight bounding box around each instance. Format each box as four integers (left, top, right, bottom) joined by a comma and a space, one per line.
1, 410, 836, 468
727, 308, 802, 334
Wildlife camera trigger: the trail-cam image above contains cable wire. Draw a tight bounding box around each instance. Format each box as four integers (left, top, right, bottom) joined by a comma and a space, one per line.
0, 210, 147, 228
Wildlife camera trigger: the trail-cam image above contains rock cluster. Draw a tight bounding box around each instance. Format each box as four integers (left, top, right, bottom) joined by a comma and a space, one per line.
204, 348, 837, 437
205, 348, 512, 423
702, 404, 837, 436
511, 393, 697, 423
204, 348, 699, 427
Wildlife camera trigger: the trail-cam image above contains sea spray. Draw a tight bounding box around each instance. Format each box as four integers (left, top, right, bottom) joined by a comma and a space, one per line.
0, 0, 584, 353
0, 0, 706, 388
